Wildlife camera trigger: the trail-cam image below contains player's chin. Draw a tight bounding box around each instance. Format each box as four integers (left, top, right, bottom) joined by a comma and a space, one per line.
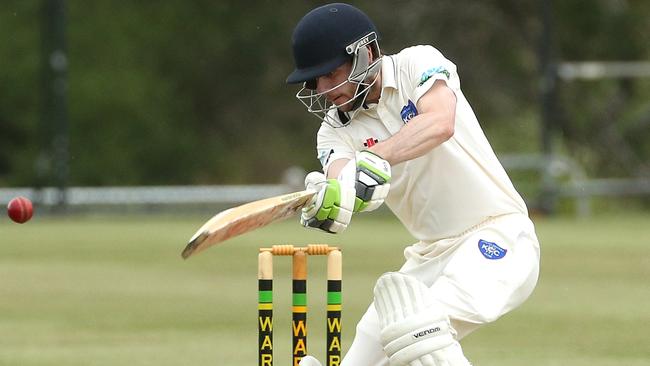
335, 100, 354, 112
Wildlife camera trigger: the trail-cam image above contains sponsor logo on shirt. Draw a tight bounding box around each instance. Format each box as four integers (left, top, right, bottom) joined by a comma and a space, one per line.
400, 100, 418, 123
363, 138, 378, 148
317, 148, 334, 167
478, 239, 507, 260
418, 66, 451, 86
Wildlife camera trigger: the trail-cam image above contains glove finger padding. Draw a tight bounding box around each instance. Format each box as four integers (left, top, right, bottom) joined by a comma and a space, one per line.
304, 171, 327, 196
339, 151, 391, 213
301, 171, 355, 234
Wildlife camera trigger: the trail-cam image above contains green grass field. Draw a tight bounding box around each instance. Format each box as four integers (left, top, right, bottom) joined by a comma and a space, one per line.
1, 212, 649, 366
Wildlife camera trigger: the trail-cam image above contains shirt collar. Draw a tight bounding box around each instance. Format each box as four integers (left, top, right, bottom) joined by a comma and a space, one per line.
359, 56, 396, 111
380, 55, 397, 90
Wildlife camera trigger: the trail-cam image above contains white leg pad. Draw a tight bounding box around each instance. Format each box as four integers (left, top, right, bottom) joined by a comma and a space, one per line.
373, 272, 471, 366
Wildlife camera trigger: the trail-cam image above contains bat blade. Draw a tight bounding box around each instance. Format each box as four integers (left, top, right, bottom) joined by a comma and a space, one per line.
181, 190, 316, 259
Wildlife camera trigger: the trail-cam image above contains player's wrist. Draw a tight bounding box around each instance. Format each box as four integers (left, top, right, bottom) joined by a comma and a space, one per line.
366, 146, 393, 166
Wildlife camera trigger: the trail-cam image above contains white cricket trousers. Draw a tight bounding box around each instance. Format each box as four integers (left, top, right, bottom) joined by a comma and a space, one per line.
341, 213, 541, 366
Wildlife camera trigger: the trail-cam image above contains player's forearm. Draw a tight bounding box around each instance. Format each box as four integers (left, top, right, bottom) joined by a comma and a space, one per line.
326, 158, 351, 179
370, 80, 456, 165
369, 111, 455, 165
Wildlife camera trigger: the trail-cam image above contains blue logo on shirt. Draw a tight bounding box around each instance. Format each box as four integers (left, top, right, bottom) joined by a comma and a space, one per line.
400, 100, 418, 123
478, 239, 507, 260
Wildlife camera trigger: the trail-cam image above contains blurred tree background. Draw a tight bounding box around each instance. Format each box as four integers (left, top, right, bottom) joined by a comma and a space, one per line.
1, 0, 649, 187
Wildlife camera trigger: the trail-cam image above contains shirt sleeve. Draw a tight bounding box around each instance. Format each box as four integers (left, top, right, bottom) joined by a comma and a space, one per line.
402, 45, 461, 103
316, 124, 355, 175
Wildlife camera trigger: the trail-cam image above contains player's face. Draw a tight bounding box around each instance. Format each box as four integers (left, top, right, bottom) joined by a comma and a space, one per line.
314, 62, 357, 112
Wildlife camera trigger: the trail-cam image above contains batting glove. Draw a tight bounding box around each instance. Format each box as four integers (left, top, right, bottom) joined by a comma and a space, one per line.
339, 151, 391, 212
300, 171, 355, 234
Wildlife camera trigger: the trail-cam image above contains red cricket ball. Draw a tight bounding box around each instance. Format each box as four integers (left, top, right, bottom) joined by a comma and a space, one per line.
7, 196, 34, 224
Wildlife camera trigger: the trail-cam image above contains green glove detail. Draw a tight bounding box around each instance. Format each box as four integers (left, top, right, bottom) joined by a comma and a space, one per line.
300, 172, 355, 233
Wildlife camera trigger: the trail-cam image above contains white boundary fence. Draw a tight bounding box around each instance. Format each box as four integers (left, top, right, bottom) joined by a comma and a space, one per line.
1, 155, 649, 217
0, 185, 293, 207
558, 61, 650, 80
499, 154, 650, 216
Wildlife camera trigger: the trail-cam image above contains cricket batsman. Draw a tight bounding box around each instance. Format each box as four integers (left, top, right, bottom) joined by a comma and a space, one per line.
286, 3, 541, 366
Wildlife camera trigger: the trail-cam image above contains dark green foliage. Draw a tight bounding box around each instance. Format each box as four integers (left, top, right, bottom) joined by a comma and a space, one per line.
1, 1, 649, 185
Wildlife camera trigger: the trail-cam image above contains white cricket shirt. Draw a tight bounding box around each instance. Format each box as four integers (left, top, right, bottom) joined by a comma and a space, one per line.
316, 45, 528, 242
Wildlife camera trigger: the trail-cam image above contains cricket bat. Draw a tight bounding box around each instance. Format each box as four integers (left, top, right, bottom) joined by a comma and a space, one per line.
181, 190, 316, 259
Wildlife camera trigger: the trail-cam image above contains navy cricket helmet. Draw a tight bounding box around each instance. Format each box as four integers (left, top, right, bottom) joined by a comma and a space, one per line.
287, 3, 383, 127
286, 3, 380, 84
